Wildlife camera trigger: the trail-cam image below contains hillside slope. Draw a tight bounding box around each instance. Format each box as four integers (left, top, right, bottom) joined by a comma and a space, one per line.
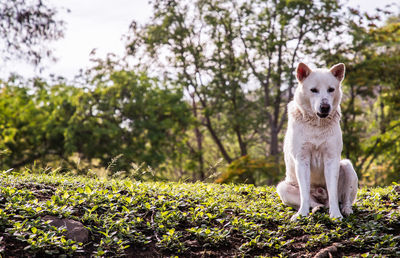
0, 170, 399, 257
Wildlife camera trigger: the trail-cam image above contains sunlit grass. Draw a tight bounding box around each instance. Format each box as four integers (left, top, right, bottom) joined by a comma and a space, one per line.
0, 169, 399, 256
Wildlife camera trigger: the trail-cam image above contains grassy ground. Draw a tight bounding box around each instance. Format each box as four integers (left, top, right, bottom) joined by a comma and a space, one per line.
0, 170, 399, 257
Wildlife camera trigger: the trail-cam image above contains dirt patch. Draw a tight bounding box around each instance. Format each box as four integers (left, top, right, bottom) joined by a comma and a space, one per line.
314, 243, 339, 258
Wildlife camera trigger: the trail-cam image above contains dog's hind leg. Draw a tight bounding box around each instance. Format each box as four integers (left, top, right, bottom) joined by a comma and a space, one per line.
338, 159, 358, 216
277, 181, 300, 210
277, 181, 325, 210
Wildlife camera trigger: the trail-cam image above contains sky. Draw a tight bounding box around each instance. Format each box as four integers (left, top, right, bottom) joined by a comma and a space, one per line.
0, 0, 152, 80
0, 0, 398, 81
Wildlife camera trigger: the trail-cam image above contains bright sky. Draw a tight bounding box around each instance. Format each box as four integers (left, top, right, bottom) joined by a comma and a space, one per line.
0, 0, 397, 80
0, 0, 152, 80
45, 0, 152, 78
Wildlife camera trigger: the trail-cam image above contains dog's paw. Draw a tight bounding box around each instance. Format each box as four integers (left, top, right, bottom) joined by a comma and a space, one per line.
341, 206, 353, 216
329, 212, 343, 220
291, 213, 301, 221
291, 211, 308, 221
311, 205, 326, 214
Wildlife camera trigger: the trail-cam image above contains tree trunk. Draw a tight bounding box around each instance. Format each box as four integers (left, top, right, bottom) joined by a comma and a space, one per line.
204, 114, 233, 164
235, 125, 247, 157
269, 125, 279, 156
191, 97, 205, 181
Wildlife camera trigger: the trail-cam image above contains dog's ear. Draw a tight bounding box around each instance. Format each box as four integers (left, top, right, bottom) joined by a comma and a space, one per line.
296, 63, 312, 83
330, 63, 345, 82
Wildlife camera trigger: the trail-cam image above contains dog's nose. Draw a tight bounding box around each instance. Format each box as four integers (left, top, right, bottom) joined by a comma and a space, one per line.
320, 103, 330, 114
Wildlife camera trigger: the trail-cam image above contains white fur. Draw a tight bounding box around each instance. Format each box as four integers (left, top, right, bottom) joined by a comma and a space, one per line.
277, 63, 358, 221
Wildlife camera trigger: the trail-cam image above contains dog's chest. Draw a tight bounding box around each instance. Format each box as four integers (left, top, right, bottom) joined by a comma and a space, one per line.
309, 145, 324, 169
300, 123, 334, 148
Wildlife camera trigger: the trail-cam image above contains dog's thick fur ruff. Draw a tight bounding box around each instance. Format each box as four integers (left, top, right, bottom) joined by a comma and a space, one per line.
277, 63, 358, 220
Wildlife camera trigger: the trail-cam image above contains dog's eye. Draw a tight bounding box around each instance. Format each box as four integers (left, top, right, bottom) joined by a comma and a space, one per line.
310, 88, 319, 93
328, 88, 335, 93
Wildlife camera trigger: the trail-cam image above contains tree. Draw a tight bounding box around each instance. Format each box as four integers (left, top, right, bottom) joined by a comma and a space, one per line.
0, 71, 191, 176
65, 70, 192, 173
320, 8, 400, 184
125, 0, 350, 178
358, 15, 400, 185
0, 77, 75, 169
236, 0, 343, 157
0, 0, 65, 65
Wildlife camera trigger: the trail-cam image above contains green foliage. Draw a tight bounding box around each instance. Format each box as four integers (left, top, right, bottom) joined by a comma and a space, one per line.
1, 0, 400, 186
0, 78, 73, 168
123, 0, 400, 185
65, 70, 191, 173
0, 71, 191, 176
216, 155, 284, 185
325, 10, 400, 185
1, 170, 399, 256
126, 0, 348, 170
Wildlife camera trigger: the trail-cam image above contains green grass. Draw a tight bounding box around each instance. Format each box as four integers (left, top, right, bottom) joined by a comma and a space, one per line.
0, 169, 399, 257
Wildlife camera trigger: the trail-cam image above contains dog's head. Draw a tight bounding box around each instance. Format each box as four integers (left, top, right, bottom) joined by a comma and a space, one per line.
295, 62, 345, 118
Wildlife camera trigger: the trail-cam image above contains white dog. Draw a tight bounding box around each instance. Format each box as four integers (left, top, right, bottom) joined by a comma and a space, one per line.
277, 62, 358, 221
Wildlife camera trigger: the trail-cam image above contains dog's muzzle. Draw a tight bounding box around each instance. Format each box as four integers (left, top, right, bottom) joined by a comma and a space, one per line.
317, 103, 330, 118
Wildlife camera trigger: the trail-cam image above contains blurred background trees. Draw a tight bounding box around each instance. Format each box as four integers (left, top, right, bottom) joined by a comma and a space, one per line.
0, 72, 191, 179
0, 0, 65, 65
0, 0, 399, 186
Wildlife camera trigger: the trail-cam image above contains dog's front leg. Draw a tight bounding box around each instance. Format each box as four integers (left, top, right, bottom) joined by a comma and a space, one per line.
292, 157, 311, 221
324, 158, 343, 219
